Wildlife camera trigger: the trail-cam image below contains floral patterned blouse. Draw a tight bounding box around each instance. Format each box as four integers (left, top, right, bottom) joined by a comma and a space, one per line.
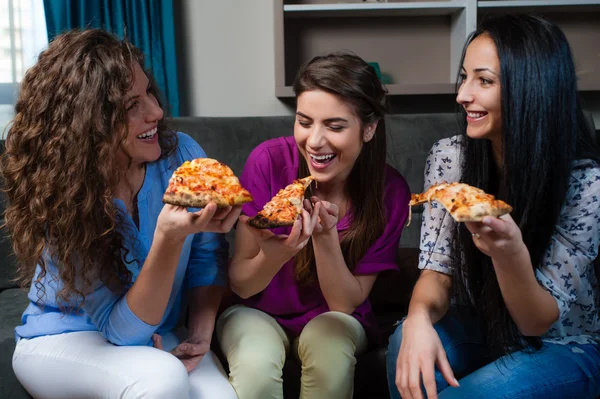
418, 136, 600, 345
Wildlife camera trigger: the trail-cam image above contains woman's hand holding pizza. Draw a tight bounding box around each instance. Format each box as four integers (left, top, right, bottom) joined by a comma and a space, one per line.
240, 202, 321, 261
156, 203, 242, 240
465, 214, 527, 265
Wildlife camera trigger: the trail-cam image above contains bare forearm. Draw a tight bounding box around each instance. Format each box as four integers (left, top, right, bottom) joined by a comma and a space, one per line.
188, 285, 224, 341
406, 270, 452, 325
313, 231, 365, 313
126, 232, 185, 325
229, 251, 289, 299
493, 247, 558, 336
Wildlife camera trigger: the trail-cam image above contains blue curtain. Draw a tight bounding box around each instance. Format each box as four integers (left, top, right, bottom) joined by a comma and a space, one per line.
43, 0, 180, 116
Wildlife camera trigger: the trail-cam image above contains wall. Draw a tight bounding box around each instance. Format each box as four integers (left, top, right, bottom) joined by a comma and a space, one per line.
175, 0, 600, 130
176, 0, 293, 117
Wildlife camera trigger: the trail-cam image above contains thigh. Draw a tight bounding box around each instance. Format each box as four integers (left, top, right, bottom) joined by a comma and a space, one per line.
12, 331, 189, 399
216, 305, 290, 399
216, 305, 290, 359
439, 342, 600, 399
188, 351, 238, 399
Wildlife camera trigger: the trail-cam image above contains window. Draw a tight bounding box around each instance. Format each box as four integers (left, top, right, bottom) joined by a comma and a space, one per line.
0, 0, 47, 135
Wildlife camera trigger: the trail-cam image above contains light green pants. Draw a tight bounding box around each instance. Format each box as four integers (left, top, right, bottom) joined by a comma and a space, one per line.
216, 305, 368, 399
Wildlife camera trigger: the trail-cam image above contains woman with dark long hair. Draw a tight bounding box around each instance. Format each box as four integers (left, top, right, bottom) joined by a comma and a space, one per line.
218, 52, 411, 399
3, 29, 240, 398
386, 14, 600, 399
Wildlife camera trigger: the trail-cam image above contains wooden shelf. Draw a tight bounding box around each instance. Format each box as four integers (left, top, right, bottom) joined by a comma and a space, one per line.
276, 83, 457, 98
284, 1, 466, 17
387, 83, 457, 95
479, 0, 600, 8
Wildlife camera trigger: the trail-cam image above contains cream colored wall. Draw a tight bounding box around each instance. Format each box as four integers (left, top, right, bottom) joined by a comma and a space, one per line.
178, 0, 293, 117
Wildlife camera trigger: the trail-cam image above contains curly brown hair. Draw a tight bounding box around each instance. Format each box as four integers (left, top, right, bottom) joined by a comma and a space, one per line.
0, 29, 177, 306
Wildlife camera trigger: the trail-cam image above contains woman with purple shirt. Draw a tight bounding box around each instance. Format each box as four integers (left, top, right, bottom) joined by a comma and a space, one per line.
216, 52, 411, 399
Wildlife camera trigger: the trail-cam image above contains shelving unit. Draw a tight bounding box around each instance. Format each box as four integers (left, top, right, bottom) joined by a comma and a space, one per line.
283, 1, 466, 17
274, 0, 600, 97
478, 1, 600, 91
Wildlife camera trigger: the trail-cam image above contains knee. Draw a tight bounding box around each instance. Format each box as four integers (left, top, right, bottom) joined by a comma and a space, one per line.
299, 312, 358, 349
298, 315, 358, 373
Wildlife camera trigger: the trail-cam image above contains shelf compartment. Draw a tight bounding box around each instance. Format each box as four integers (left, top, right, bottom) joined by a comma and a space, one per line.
282, 15, 458, 91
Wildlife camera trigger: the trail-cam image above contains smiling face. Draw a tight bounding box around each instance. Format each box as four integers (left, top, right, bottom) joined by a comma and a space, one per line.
456, 34, 502, 142
122, 63, 164, 167
294, 90, 376, 188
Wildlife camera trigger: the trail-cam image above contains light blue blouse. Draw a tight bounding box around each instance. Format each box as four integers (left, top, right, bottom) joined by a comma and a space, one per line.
15, 132, 228, 346
418, 136, 600, 345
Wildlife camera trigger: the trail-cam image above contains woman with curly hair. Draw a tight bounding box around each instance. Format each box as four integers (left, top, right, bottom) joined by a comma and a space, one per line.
3, 29, 240, 398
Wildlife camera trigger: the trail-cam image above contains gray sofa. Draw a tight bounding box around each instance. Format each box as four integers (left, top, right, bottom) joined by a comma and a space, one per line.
0, 113, 593, 398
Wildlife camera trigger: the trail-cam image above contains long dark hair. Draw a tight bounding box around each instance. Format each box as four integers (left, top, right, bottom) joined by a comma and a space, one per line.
453, 14, 600, 356
292, 52, 389, 283
1, 29, 177, 306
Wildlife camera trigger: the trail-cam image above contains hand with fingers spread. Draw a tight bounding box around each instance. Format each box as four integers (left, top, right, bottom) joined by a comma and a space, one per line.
240, 201, 321, 263
465, 214, 526, 263
152, 333, 210, 373
395, 316, 459, 399
309, 197, 339, 236
156, 203, 242, 240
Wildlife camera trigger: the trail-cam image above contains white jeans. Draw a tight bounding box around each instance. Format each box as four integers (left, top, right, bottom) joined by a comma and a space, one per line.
13, 330, 238, 399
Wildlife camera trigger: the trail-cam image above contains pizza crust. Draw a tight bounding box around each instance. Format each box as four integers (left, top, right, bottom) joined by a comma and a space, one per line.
247, 214, 297, 229
163, 191, 230, 208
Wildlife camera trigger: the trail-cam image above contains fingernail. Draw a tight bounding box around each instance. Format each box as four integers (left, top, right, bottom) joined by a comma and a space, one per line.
181, 344, 187, 351
482, 217, 491, 225
455, 378, 460, 386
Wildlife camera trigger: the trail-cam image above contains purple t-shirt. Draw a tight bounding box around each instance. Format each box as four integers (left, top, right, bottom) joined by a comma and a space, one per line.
238, 136, 410, 343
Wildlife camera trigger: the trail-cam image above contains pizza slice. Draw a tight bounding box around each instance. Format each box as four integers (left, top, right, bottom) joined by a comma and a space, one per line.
163, 158, 253, 208
409, 182, 512, 223
247, 176, 316, 229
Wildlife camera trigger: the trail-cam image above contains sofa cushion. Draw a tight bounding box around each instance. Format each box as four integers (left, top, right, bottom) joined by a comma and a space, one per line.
0, 192, 19, 291
0, 288, 30, 399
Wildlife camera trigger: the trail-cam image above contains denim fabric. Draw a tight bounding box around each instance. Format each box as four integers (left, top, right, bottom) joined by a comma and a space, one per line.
386, 306, 600, 399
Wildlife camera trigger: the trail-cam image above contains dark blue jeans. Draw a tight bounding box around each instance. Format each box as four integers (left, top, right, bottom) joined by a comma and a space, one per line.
386, 306, 600, 399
